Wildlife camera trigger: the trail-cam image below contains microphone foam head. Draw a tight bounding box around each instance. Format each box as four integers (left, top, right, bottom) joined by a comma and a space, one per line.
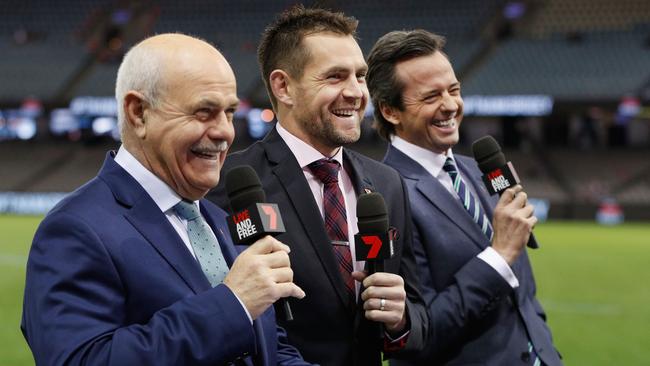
225, 165, 266, 212
356, 192, 389, 233
472, 135, 506, 173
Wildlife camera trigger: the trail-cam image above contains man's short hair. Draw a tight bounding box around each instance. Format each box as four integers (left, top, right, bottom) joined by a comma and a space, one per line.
367, 30, 447, 141
257, 5, 358, 111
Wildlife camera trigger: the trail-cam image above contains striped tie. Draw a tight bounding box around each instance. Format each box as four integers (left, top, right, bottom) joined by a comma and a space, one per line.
308, 158, 355, 299
443, 157, 494, 241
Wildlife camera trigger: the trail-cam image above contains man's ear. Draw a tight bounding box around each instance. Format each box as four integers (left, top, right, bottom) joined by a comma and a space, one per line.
123, 91, 148, 139
269, 69, 294, 107
379, 102, 401, 126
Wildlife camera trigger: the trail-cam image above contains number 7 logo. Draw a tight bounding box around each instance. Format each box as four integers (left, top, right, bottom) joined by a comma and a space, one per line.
361, 235, 382, 259
260, 204, 277, 230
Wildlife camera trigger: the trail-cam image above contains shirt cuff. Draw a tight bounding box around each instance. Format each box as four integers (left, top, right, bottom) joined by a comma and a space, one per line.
231, 290, 253, 325
478, 247, 519, 288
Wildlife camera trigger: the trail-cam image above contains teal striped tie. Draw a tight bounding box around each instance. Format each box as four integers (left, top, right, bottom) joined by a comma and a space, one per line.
443, 158, 494, 240
174, 200, 229, 286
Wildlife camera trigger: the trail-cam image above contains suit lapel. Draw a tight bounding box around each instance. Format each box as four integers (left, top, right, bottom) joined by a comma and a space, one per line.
99, 153, 211, 294
264, 129, 355, 309
385, 145, 489, 251
343, 149, 376, 195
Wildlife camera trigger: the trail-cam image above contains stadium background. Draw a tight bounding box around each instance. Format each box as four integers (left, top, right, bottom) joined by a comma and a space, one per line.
1, 0, 649, 364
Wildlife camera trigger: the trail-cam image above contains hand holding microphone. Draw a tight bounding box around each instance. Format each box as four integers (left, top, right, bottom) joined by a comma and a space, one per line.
223, 166, 302, 321
352, 193, 407, 334
224, 236, 304, 320
472, 136, 539, 264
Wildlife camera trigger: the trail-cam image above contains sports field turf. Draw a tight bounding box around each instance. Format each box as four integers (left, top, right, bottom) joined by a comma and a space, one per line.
1, 215, 648, 365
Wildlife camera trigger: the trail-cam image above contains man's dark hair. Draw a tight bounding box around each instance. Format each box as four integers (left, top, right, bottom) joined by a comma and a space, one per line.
367, 29, 447, 140
257, 5, 358, 111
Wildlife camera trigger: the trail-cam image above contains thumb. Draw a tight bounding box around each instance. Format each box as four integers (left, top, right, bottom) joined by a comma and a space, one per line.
352, 271, 368, 282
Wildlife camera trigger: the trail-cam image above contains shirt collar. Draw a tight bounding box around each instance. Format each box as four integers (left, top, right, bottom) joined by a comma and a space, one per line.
391, 135, 455, 178
276, 122, 344, 168
113, 145, 196, 213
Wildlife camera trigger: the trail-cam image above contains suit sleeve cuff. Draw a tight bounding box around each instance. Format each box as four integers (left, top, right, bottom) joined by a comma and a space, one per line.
478, 247, 519, 288
384, 331, 409, 352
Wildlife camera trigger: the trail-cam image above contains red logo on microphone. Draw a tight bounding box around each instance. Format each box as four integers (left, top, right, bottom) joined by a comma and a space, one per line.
361, 235, 383, 259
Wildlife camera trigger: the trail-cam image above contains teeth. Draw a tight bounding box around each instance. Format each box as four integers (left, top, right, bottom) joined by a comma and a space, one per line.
432, 119, 456, 128
332, 109, 354, 117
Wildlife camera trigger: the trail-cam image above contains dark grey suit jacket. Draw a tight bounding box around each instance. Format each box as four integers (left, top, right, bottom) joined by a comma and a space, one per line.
208, 128, 428, 366
384, 145, 562, 366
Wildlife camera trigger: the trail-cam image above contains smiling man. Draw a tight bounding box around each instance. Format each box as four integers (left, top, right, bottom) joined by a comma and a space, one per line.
208, 6, 427, 366
367, 30, 563, 366
21, 33, 311, 366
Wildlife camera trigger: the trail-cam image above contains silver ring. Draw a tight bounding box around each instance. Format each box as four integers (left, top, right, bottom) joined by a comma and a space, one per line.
379, 298, 386, 311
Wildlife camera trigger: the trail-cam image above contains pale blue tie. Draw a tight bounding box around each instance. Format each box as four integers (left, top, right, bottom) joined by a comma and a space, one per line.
174, 200, 229, 287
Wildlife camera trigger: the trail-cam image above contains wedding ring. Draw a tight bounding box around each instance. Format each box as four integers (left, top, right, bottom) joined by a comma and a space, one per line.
379, 298, 386, 311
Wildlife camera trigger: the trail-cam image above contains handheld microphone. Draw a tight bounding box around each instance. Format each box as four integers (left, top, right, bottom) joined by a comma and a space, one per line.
225, 166, 285, 245
354, 192, 395, 338
471, 136, 539, 249
354, 192, 395, 275
225, 165, 293, 320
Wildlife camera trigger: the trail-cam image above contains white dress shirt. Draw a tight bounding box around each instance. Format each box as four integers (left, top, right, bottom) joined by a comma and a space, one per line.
391, 136, 519, 288
276, 123, 365, 294
114, 145, 253, 321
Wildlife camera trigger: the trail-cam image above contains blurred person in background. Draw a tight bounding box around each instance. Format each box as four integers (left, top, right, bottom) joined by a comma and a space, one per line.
367, 29, 563, 366
21, 33, 312, 366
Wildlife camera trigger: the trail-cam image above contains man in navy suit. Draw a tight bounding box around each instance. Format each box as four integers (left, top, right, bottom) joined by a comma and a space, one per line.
366, 30, 563, 365
208, 7, 427, 366
21, 33, 311, 366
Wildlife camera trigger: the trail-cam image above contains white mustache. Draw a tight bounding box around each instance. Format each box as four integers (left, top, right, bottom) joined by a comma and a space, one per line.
191, 140, 228, 154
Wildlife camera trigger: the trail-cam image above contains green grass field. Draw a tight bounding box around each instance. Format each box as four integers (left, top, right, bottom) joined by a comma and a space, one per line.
1, 215, 648, 365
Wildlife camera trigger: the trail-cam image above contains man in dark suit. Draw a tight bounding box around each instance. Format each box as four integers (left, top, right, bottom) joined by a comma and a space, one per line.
366, 29, 563, 365
207, 7, 427, 366
21, 33, 312, 366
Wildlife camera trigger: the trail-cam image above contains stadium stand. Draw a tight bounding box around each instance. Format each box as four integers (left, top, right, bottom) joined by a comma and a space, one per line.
0, 0, 648, 219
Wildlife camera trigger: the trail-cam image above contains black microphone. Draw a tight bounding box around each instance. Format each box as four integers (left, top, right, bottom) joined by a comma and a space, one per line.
472, 136, 539, 249
354, 192, 395, 339
225, 165, 294, 320
354, 192, 395, 274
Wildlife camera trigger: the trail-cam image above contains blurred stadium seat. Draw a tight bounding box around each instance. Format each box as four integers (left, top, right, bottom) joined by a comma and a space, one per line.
0, 0, 649, 220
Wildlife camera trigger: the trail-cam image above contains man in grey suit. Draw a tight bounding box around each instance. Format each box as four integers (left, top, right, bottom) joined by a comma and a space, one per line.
366, 29, 563, 366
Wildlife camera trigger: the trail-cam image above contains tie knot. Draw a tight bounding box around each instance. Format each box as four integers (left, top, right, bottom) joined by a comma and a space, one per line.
308, 158, 341, 184
173, 200, 201, 221
443, 157, 458, 174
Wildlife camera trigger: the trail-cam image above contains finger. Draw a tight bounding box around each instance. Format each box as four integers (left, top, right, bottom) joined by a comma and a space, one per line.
364, 309, 403, 325
263, 250, 291, 269
269, 267, 294, 283
497, 185, 522, 206
276, 282, 306, 299
361, 284, 406, 302
518, 203, 535, 218
246, 236, 277, 254
526, 215, 538, 228
362, 272, 404, 288
362, 297, 395, 311
509, 191, 527, 208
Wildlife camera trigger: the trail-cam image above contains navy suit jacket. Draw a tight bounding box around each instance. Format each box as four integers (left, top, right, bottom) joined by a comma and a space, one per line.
207, 128, 428, 366
384, 146, 562, 366
21, 152, 311, 366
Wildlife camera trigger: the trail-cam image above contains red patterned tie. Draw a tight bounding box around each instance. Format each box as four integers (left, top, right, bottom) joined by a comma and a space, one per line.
308, 158, 355, 299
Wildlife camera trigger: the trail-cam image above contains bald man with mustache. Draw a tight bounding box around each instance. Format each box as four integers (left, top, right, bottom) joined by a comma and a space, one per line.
21, 33, 312, 366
